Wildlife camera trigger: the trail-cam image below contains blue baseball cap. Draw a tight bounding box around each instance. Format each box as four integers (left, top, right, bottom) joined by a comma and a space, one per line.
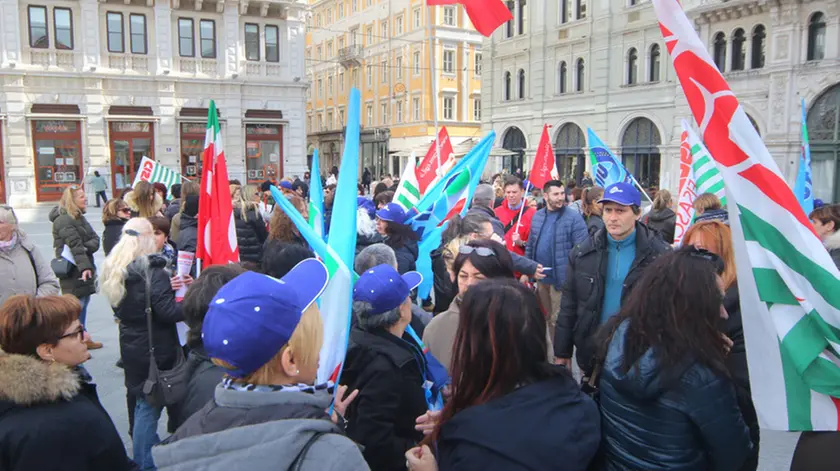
353, 264, 422, 315
376, 202, 407, 224
599, 182, 641, 207
202, 258, 328, 378
357, 196, 376, 219
279, 181, 293, 190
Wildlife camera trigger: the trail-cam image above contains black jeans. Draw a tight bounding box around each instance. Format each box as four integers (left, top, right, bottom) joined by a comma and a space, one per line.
95, 191, 108, 207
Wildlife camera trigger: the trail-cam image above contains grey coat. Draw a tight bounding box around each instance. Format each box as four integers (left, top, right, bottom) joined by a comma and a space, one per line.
0, 232, 60, 305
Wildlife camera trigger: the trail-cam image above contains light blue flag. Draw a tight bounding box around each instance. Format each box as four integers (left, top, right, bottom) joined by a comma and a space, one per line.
416, 225, 445, 300
587, 128, 636, 188
308, 149, 325, 239
794, 97, 814, 215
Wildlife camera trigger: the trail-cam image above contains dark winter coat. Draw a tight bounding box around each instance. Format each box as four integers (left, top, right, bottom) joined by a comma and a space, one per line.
430, 247, 455, 314
355, 232, 384, 256
555, 222, 670, 375
598, 320, 752, 471
525, 207, 588, 289
164, 199, 181, 220
644, 207, 677, 244
50, 206, 100, 298
436, 374, 601, 471
0, 353, 138, 471
176, 214, 198, 277
103, 218, 126, 256
466, 205, 505, 238
233, 207, 268, 263
171, 347, 224, 430
114, 254, 184, 396
387, 238, 419, 275
585, 214, 604, 237
341, 327, 428, 471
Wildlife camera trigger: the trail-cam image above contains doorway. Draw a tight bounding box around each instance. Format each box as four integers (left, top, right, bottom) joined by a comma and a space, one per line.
109, 122, 154, 193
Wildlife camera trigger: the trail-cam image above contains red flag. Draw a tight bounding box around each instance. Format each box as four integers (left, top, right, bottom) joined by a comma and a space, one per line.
528, 125, 555, 190
416, 127, 454, 194
426, 0, 512, 37
197, 100, 239, 267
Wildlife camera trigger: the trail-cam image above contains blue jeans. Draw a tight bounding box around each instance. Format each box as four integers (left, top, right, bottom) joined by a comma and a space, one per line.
78, 295, 91, 326
133, 397, 162, 470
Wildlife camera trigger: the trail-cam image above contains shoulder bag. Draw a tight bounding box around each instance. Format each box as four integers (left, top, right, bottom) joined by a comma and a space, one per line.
580, 362, 602, 404
50, 257, 73, 279
141, 263, 190, 408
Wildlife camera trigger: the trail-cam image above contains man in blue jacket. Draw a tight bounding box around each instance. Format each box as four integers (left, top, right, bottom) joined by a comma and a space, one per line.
525, 180, 588, 339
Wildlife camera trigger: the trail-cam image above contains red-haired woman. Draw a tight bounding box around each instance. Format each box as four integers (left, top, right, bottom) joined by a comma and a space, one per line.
407, 279, 600, 471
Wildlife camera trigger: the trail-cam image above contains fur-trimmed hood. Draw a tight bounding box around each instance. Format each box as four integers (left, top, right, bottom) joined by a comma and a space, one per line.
0, 353, 80, 407
123, 190, 164, 216
825, 230, 840, 252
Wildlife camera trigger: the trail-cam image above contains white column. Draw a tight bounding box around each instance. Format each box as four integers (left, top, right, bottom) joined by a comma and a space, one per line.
154, 1, 173, 73
0, 0, 22, 66
223, 4, 240, 77
79, 0, 101, 70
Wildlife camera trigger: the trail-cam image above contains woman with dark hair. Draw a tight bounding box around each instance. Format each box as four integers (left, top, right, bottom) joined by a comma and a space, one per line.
374, 189, 394, 209
594, 246, 752, 470
268, 194, 308, 247
810, 204, 840, 270
406, 279, 601, 471
376, 203, 419, 275
645, 189, 676, 244
423, 239, 514, 373
581, 186, 605, 236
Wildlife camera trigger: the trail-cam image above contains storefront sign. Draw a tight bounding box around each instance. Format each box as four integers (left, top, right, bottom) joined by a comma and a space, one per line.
35, 121, 76, 133
112, 122, 151, 133
246, 124, 280, 135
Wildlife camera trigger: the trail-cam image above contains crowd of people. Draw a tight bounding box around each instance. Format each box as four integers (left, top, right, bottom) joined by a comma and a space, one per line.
1, 167, 839, 471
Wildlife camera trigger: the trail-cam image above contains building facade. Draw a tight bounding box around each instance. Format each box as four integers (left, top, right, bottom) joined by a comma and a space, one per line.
0, 0, 308, 207
481, 0, 840, 202
305, 0, 482, 178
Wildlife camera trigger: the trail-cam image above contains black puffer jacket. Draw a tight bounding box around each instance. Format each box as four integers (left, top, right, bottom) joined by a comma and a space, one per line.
171, 347, 224, 430
645, 207, 677, 244
341, 327, 428, 471
388, 238, 419, 275
50, 206, 100, 298
355, 232, 384, 256
103, 219, 126, 256
0, 353, 138, 471
233, 207, 268, 263
585, 214, 604, 237
554, 222, 670, 375
177, 214, 198, 277
115, 254, 184, 396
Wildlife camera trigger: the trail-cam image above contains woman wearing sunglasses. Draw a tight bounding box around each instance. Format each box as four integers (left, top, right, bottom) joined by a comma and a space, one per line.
423, 239, 514, 374
102, 198, 132, 256
0, 294, 137, 470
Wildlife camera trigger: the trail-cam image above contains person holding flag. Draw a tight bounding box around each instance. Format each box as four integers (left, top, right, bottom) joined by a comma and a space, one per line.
494, 175, 535, 256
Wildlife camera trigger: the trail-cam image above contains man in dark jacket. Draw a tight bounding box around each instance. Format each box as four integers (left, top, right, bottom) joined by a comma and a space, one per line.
554, 182, 670, 377
176, 195, 199, 277
164, 184, 182, 220
525, 180, 588, 329
342, 265, 429, 471
466, 184, 505, 237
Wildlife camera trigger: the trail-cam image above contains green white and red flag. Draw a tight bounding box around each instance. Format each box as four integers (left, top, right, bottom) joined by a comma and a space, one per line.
416, 127, 454, 195
654, 0, 840, 431
394, 151, 421, 211
197, 100, 239, 267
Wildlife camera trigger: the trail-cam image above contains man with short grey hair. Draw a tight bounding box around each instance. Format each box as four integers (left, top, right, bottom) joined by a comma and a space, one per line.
467, 184, 505, 237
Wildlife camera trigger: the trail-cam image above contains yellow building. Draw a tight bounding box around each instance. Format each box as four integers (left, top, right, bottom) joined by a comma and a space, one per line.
305, 0, 482, 178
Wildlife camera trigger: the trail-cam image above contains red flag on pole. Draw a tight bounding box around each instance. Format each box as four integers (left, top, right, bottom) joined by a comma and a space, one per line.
197, 100, 239, 267
426, 0, 512, 37
416, 126, 454, 194
528, 125, 555, 190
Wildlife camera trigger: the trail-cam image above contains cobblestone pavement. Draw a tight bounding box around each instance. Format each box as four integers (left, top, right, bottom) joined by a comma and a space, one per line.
15, 203, 800, 469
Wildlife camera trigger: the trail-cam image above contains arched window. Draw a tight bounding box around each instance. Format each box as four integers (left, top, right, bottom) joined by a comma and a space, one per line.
649, 44, 661, 82
621, 117, 661, 188
751, 25, 766, 69
627, 48, 638, 85
557, 61, 567, 94
518, 69, 526, 99
806, 83, 840, 202
713, 32, 727, 71
554, 123, 586, 184
808, 12, 826, 61
746, 114, 761, 136
504, 71, 511, 101
502, 127, 527, 174
731, 28, 745, 71
576, 58, 585, 92
505, 1, 514, 38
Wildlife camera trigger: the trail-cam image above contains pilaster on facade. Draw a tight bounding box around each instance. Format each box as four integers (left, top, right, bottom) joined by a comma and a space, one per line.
80, 0, 101, 70
154, 1, 173, 73
0, 0, 22, 67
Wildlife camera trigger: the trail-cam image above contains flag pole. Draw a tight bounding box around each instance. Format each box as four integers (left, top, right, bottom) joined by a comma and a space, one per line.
427, 5, 441, 172
514, 180, 531, 234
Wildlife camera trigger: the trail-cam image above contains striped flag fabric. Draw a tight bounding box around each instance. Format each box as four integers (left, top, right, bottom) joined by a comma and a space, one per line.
197, 100, 239, 267
309, 149, 325, 239
654, 0, 840, 431
794, 97, 814, 215
673, 129, 698, 246
416, 127, 454, 194
132, 156, 182, 191
394, 152, 422, 210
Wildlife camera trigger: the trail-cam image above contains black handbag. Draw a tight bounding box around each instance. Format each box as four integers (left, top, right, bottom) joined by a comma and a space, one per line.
50, 257, 74, 279
141, 263, 189, 408
580, 363, 602, 404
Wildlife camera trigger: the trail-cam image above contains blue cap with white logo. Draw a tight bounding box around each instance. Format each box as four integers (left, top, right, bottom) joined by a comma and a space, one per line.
353, 264, 422, 315
376, 202, 408, 225
599, 182, 641, 207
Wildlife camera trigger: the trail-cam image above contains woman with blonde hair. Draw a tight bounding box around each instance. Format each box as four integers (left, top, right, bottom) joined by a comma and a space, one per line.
581, 186, 605, 236
50, 184, 102, 349
233, 183, 268, 266
124, 181, 164, 218
153, 260, 368, 471
682, 220, 759, 470
100, 217, 189, 470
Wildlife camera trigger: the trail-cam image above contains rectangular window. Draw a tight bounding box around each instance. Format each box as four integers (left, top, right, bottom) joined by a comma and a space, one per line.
381, 102, 388, 124
339, 70, 345, 91
414, 8, 421, 28
53, 8, 73, 50
338, 2, 344, 18
317, 45, 322, 59
338, 37, 345, 50
339, 109, 345, 125
474, 52, 482, 75
443, 97, 454, 120
366, 104, 373, 126
366, 64, 372, 86
245, 23, 259, 61
327, 111, 333, 129
396, 15, 404, 35
352, 0, 358, 12
129, 14, 147, 54
518, 0, 527, 35
413, 51, 421, 75
317, 78, 323, 97
327, 41, 333, 58
106, 12, 124, 53
266, 25, 279, 62
28, 6, 48, 48
505, 1, 514, 37
200, 19, 215, 58
473, 98, 481, 121
381, 20, 388, 39
381, 60, 387, 83
443, 6, 456, 26
326, 8, 332, 23
396, 101, 403, 123
443, 49, 454, 73
178, 18, 194, 57
413, 97, 421, 121
366, 26, 373, 45
396, 56, 402, 79
328, 75, 333, 95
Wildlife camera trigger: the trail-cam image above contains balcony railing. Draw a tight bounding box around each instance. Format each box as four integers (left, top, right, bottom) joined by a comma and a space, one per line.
178, 58, 220, 76
338, 45, 363, 68
108, 54, 150, 73
27, 49, 79, 69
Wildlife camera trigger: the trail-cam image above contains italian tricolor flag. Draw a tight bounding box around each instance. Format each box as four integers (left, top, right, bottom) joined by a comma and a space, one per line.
394, 152, 421, 210
655, 0, 840, 431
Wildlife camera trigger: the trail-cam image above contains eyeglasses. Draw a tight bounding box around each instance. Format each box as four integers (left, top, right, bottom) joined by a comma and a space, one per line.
57, 325, 86, 342
458, 245, 495, 257
118, 208, 131, 213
